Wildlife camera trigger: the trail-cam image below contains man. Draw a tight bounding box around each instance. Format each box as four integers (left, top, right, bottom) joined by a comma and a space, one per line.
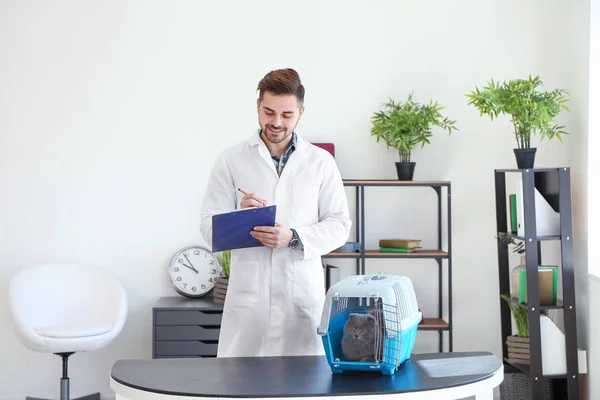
200, 68, 351, 358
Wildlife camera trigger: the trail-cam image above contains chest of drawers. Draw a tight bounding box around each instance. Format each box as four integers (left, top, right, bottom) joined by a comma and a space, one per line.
152, 296, 224, 358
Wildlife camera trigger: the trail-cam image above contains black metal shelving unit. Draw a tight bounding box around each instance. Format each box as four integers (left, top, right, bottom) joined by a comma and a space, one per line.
322, 179, 453, 353
494, 167, 579, 399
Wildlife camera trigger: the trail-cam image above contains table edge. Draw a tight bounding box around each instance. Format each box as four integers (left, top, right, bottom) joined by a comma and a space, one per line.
110, 365, 504, 399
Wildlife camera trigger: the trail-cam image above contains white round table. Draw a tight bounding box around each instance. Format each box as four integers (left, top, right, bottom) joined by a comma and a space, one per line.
110, 351, 503, 400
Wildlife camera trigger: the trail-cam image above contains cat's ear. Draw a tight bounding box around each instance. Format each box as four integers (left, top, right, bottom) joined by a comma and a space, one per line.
349, 313, 362, 322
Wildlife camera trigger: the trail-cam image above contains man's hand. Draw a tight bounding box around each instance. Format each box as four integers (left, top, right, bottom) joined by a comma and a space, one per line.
250, 222, 293, 249
240, 192, 266, 208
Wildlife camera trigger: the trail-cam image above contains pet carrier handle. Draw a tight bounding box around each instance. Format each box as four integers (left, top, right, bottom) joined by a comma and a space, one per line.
358, 272, 384, 285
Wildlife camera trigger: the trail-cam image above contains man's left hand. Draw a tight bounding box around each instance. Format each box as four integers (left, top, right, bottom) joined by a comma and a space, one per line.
250, 222, 293, 249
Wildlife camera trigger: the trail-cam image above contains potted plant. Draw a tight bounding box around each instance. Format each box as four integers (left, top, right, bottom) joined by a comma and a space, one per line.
213, 250, 230, 304
370, 93, 457, 180
500, 293, 531, 365
499, 292, 556, 397
466, 75, 570, 169
500, 293, 551, 365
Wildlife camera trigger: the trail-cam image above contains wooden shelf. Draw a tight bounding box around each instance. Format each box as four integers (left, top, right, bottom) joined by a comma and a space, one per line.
505, 358, 530, 375
510, 296, 564, 311
495, 168, 567, 173
323, 250, 448, 259
328, 178, 453, 353
366, 250, 448, 258
498, 231, 561, 241
343, 179, 450, 187
419, 318, 449, 330
504, 358, 566, 379
322, 252, 361, 258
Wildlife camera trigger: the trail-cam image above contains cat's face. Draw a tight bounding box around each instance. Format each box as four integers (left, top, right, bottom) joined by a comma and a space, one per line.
343, 313, 377, 344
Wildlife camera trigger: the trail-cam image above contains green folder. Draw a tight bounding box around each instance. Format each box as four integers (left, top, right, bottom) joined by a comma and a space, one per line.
379, 247, 416, 253
518, 265, 558, 305
510, 194, 517, 233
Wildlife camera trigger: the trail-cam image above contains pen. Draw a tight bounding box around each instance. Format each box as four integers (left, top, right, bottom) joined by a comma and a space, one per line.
238, 188, 266, 206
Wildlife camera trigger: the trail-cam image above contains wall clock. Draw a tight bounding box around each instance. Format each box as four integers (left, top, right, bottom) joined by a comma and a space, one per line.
168, 245, 220, 298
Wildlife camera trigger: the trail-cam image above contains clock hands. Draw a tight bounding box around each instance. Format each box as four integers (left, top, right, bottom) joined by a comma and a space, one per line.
183, 253, 199, 273
181, 262, 197, 273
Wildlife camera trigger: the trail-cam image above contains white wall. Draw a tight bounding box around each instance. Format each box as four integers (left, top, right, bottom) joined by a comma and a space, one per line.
561, 0, 593, 368
587, 0, 600, 399
0, 1, 591, 399
589, 2, 600, 280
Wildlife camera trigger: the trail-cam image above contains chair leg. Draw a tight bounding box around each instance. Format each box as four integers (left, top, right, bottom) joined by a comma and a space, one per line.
59, 352, 74, 400
25, 353, 101, 400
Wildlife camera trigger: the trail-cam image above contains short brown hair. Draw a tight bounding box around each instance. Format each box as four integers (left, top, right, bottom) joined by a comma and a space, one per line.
257, 68, 305, 106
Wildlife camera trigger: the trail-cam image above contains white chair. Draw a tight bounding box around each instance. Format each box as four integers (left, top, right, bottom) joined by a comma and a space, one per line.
8, 264, 128, 400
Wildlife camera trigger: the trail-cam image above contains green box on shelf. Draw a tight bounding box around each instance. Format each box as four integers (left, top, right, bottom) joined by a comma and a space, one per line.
509, 194, 518, 233
518, 265, 558, 305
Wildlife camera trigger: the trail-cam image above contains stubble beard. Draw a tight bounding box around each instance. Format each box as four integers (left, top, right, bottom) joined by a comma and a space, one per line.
259, 119, 300, 145
261, 125, 290, 144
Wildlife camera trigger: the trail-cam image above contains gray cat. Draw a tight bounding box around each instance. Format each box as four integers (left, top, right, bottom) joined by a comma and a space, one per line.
341, 311, 386, 362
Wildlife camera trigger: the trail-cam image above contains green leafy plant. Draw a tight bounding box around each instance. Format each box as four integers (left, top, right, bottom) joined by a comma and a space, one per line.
497, 233, 525, 254
466, 75, 570, 148
370, 93, 458, 162
501, 293, 530, 337
216, 250, 231, 279
501, 293, 550, 337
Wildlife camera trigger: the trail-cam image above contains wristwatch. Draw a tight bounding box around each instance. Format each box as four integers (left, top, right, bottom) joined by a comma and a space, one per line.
289, 228, 301, 249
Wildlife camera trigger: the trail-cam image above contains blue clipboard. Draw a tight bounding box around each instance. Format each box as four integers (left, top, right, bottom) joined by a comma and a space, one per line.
211, 205, 277, 253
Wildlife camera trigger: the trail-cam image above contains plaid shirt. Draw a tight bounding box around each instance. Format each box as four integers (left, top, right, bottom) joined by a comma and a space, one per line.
270, 131, 297, 176
262, 130, 303, 250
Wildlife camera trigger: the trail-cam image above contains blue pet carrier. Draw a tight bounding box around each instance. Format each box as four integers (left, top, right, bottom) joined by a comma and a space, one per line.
317, 273, 422, 375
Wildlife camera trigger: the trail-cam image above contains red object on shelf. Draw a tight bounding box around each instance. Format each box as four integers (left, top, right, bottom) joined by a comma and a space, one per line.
312, 143, 335, 157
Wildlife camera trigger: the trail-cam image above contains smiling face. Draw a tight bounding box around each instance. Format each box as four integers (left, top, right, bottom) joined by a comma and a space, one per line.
257, 91, 304, 148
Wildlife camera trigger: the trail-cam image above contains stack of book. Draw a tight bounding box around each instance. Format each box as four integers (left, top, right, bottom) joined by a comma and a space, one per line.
379, 239, 422, 253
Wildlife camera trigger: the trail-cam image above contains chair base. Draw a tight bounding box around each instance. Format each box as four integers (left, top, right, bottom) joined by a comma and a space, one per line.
26, 393, 100, 400
25, 353, 101, 400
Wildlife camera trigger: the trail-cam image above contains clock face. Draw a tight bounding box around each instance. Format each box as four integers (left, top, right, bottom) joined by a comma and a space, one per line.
169, 245, 220, 298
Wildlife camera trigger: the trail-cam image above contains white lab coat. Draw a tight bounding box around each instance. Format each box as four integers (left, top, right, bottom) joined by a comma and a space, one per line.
200, 131, 351, 358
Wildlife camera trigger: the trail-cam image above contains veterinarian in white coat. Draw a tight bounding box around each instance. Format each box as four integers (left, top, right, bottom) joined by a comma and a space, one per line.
200, 68, 351, 358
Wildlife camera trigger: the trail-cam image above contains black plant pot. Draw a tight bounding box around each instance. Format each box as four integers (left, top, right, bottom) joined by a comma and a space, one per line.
514, 148, 537, 169
395, 162, 416, 180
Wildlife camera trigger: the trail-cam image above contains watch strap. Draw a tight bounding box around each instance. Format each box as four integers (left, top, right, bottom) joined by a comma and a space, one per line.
289, 228, 304, 250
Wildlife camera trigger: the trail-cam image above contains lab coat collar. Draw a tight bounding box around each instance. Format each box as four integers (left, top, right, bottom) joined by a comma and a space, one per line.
248, 130, 309, 178
249, 130, 307, 150
248, 129, 263, 147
